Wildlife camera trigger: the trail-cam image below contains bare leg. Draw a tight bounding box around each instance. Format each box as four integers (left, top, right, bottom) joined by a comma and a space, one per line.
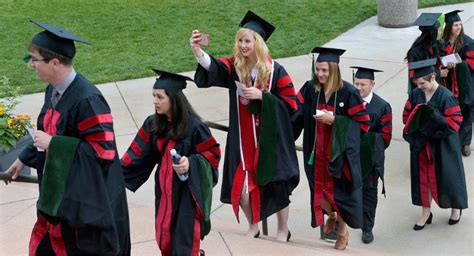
275, 206, 289, 242
450, 208, 461, 220
416, 188, 432, 225
240, 183, 259, 237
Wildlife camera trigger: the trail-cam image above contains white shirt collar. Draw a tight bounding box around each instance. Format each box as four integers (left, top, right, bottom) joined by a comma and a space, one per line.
363, 91, 373, 104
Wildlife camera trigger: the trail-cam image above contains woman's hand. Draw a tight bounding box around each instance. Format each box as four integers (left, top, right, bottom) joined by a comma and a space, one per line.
190, 30, 204, 58
314, 109, 335, 125
446, 61, 456, 69
242, 87, 262, 100
34, 130, 52, 151
172, 156, 189, 175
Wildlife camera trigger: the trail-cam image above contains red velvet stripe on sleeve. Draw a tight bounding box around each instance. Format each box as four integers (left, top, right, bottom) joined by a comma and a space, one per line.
196, 137, 217, 153
380, 114, 392, 123
122, 152, 132, 166
195, 136, 221, 169
296, 91, 305, 104
84, 131, 116, 160
403, 100, 412, 124
444, 106, 461, 115
130, 141, 143, 157
217, 57, 234, 73
351, 114, 370, 122
347, 103, 365, 116
88, 141, 116, 160
77, 114, 113, 132
446, 117, 461, 131
137, 127, 150, 143
465, 50, 474, 70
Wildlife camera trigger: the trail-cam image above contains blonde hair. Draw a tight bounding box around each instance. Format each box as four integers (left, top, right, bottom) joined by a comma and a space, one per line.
233, 28, 271, 90
314, 61, 343, 95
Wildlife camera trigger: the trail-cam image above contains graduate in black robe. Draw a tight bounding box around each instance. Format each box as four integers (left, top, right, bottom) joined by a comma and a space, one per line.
351, 66, 392, 244
190, 10, 299, 241
121, 70, 221, 256
292, 47, 370, 250
406, 13, 445, 93
403, 59, 468, 231
6, 21, 131, 255
439, 10, 474, 156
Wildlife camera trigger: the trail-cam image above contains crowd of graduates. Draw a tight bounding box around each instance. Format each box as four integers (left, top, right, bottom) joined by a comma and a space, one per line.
3, 8, 471, 256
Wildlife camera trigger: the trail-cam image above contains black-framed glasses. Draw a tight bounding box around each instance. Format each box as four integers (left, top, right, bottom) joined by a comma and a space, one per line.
23, 54, 49, 63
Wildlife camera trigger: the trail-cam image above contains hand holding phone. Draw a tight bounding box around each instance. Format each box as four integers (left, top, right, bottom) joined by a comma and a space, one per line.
199, 33, 210, 47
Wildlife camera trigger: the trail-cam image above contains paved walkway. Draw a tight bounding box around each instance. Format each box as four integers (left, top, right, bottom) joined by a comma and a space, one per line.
1, 3, 473, 255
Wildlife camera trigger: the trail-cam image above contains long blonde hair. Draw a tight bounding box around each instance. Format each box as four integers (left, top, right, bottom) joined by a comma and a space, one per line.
314, 61, 343, 96
233, 28, 271, 90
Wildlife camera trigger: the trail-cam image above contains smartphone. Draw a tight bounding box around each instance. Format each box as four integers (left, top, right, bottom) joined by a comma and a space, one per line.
199, 33, 210, 47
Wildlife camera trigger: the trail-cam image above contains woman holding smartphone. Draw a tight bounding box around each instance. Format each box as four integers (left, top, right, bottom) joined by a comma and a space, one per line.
190, 10, 299, 242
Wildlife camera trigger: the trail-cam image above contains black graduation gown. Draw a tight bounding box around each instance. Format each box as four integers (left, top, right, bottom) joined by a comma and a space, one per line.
360, 94, 392, 231
121, 115, 220, 256
194, 55, 299, 223
18, 73, 131, 255
402, 86, 468, 209
439, 35, 474, 145
292, 80, 370, 229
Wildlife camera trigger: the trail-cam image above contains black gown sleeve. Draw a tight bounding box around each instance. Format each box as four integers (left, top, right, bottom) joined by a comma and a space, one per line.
194, 55, 234, 88
121, 115, 158, 192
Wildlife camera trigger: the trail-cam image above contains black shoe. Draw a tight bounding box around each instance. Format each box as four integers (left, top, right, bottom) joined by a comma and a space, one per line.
254, 230, 260, 238
413, 213, 433, 231
461, 145, 471, 156
286, 230, 291, 242
449, 209, 462, 225
362, 231, 374, 244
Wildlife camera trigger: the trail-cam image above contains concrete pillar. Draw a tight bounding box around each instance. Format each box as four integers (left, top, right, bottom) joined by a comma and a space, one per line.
377, 0, 418, 28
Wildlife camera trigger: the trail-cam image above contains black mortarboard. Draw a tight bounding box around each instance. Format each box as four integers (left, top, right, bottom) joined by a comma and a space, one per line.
30, 20, 91, 58
409, 58, 437, 79
350, 66, 383, 80
413, 13, 441, 32
445, 10, 463, 24
239, 10, 275, 41
311, 47, 346, 63
152, 69, 193, 91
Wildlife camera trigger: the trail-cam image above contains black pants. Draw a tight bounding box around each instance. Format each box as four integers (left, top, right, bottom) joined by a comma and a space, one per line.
362, 175, 378, 232
460, 106, 473, 146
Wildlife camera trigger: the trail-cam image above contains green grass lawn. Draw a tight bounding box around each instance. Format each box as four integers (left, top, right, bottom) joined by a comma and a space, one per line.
0, 0, 469, 94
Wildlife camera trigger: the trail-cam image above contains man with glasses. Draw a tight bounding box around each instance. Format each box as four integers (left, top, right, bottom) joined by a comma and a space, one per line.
5, 21, 131, 255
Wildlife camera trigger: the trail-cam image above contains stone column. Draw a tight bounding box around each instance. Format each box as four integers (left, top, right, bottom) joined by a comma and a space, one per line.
377, 0, 418, 28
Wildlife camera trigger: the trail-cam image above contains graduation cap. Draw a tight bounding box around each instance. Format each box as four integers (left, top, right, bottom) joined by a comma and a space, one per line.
444, 10, 463, 24
350, 66, 383, 80
30, 20, 91, 58
413, 13, 441, 32
311, 47, 346, 64
152, 69, 193, 91
409, 58, 437, 79
239, 10, 275, 41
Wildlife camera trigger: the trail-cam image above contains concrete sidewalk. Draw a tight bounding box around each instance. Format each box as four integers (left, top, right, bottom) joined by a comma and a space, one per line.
1, 3, 473, 255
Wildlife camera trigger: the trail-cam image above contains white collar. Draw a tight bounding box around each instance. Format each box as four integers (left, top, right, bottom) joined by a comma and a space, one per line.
363, 91, 373, 104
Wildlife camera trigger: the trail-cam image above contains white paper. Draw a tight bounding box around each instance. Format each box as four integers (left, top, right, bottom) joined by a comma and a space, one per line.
441, 53, 461, 67
235, 81, 246, 97
313, 109, 333, 117
27, 127, 36, 140
27, 128, 44, 152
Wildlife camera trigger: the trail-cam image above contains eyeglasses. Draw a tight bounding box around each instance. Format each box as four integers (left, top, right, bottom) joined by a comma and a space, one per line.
23, 54, 49, 63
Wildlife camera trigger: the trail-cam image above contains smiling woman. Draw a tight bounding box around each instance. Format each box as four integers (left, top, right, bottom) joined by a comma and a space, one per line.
190, 10, 300, 243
